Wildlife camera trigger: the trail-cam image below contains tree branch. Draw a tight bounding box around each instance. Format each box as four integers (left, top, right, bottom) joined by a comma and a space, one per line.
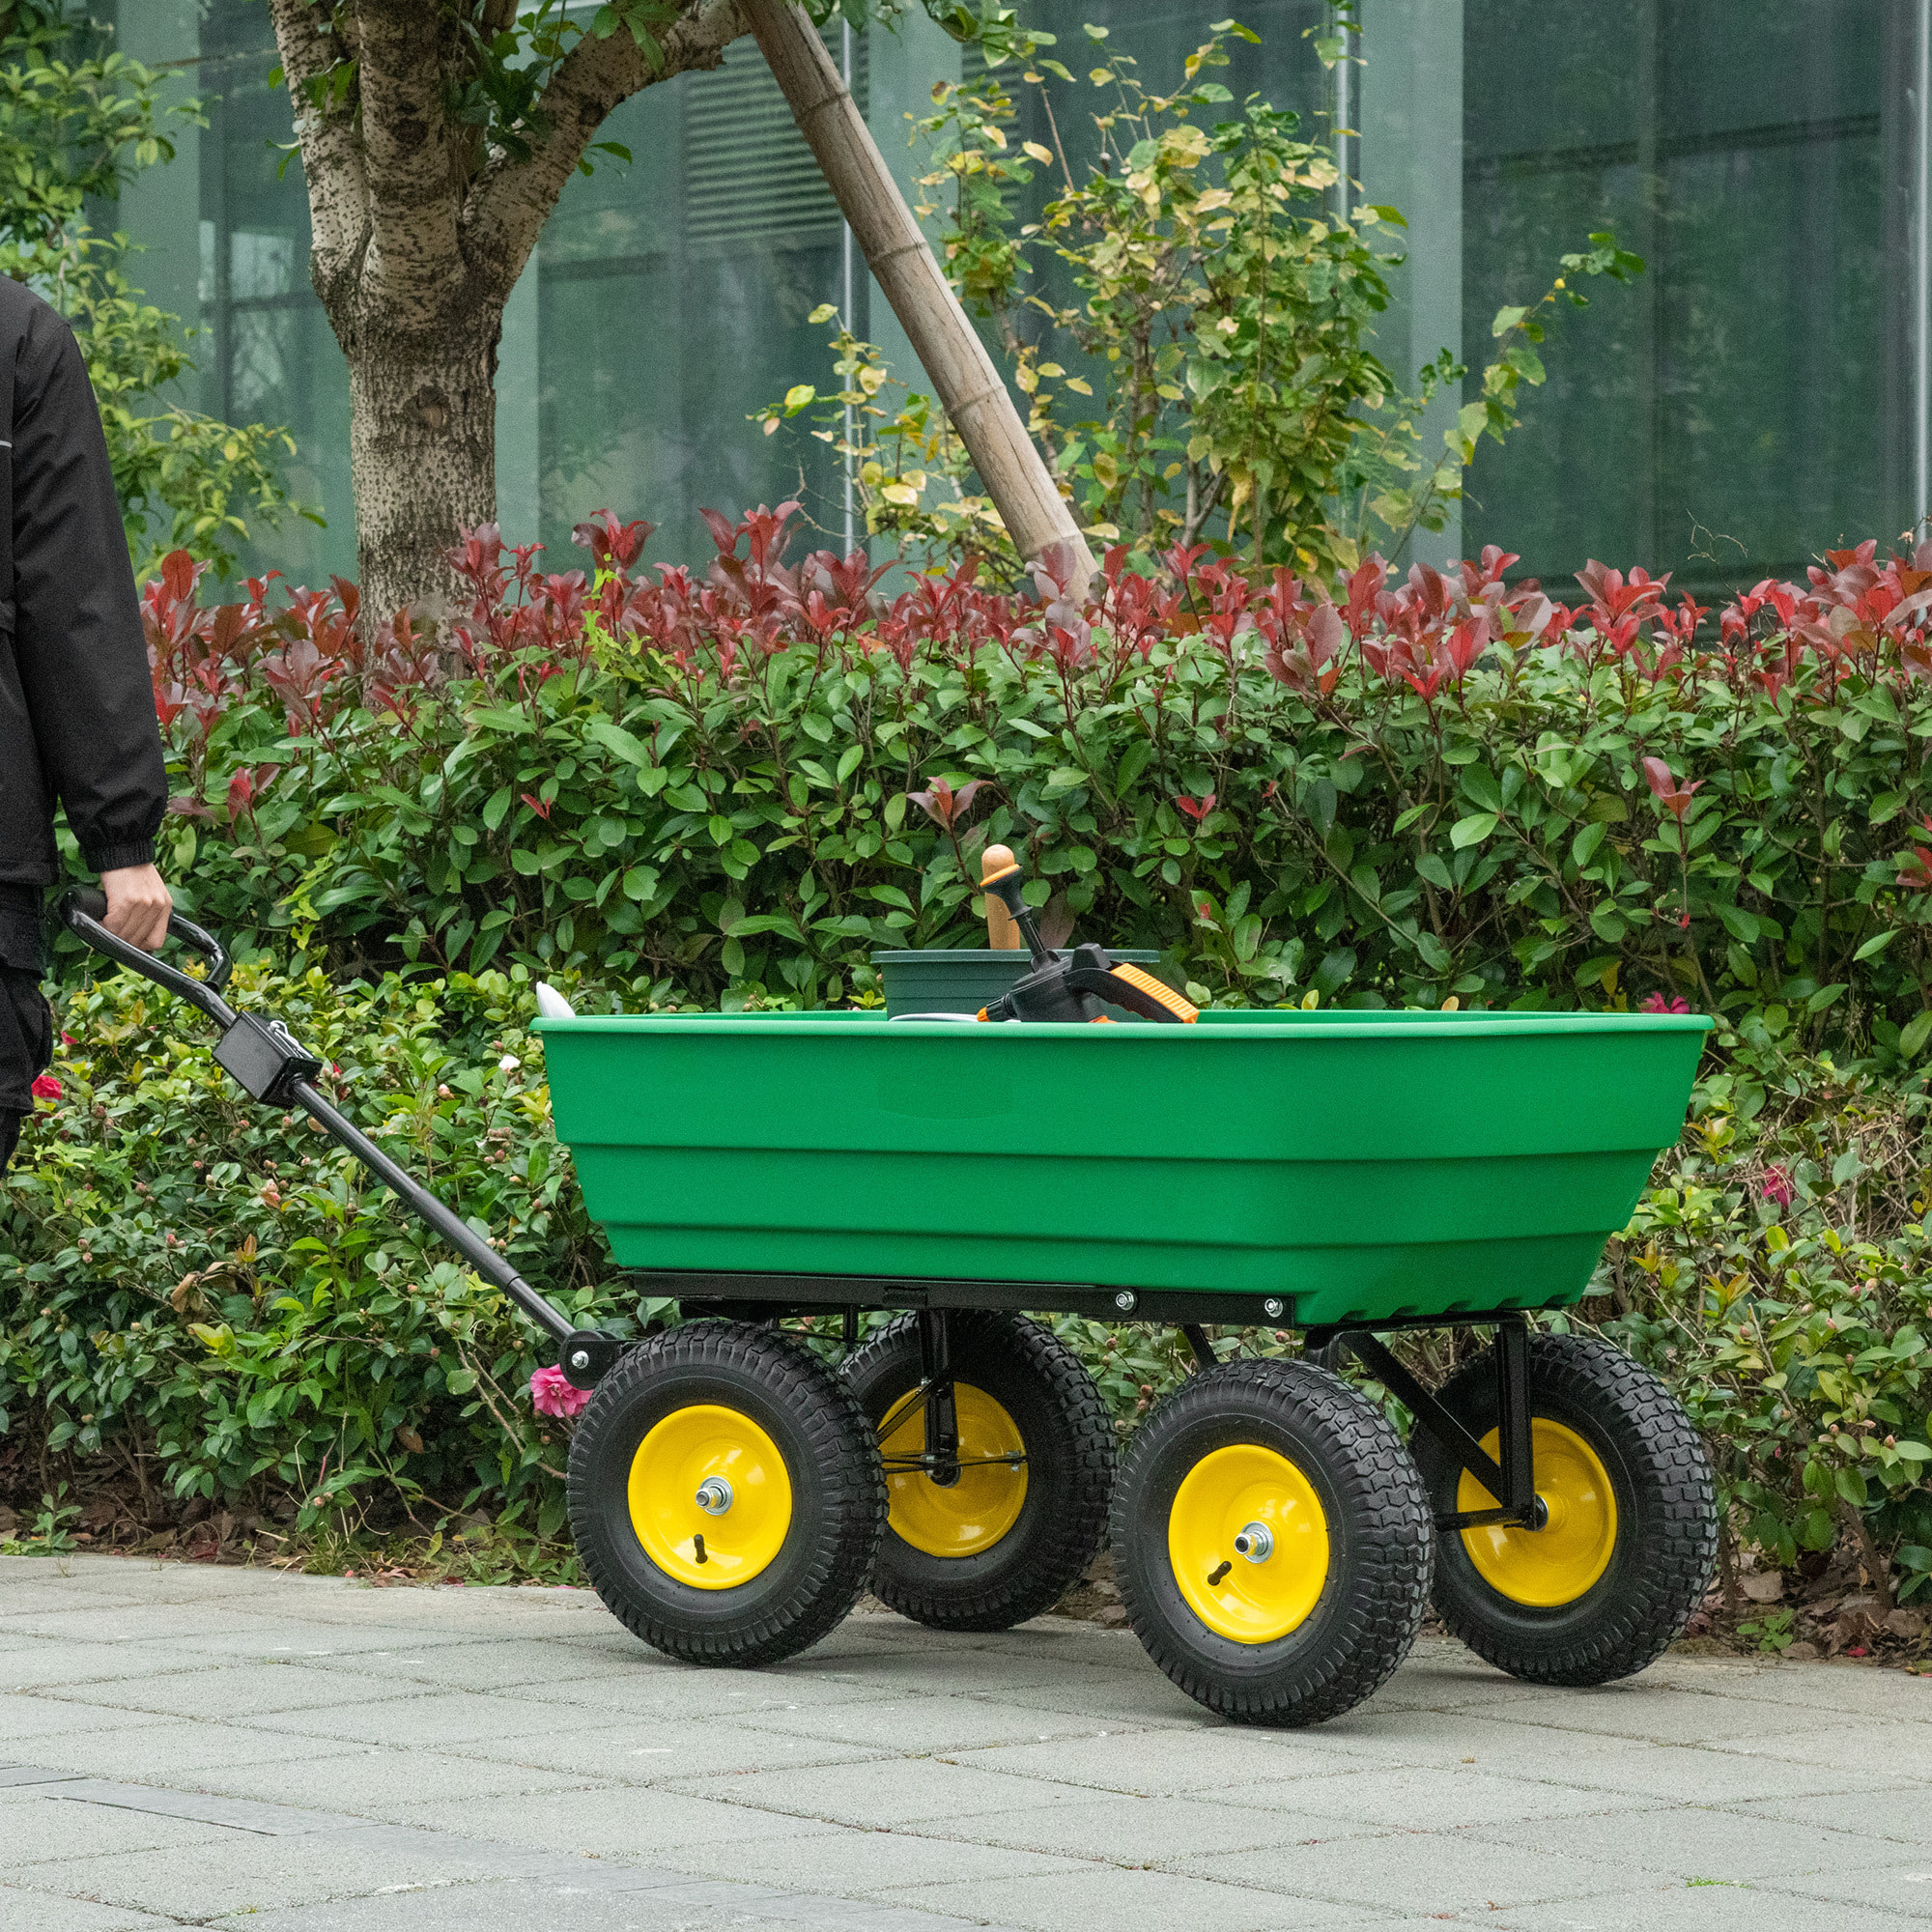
349, 0, 469, 323
267, 0, 368, 307
463, 0, 749, 304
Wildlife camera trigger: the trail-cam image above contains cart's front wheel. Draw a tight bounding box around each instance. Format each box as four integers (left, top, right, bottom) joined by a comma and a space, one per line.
568, 1321, 885, 1666
1112, 1358, 1432, 1726
1413, 1332, 1717, 1686
841, 1312, 1114, 1632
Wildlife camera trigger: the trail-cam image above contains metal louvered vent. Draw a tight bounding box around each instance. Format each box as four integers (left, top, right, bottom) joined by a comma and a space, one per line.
682, 33, 867, 250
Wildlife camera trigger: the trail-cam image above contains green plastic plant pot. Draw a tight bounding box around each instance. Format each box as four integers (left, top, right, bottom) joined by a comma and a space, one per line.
533, 1007, 1712, 1327
872, 948, 1162, 1017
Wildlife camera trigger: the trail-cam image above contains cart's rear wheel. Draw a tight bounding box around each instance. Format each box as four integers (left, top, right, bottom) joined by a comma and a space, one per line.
1413, 1331, 1717, 1686
568, 1321, 885, 1666
841, 1312, 1114, 1632
1112, 1358, 1432, 1726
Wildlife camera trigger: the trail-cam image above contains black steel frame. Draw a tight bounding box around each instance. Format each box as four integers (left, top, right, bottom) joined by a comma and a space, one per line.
65, 895, 1548, 1523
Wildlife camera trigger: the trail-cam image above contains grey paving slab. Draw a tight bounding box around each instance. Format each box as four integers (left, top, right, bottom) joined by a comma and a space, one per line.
31, 1662, 440, 1720
0, 1692, 173, 1741
1725, 1780, 1932, 1846
3, 1820, 556, 1920
398, 1783, 850, 1858
241, 1687, 601, 1748
417, 1717, 890, 1788
1699, 1715, 1932, 1773
501, 1666, 904, 1719
957, 1789, 1393, 1861
0, 1764, 82, 1788
169, 1744, 623, 1813
2, 1723, 371, 1780
41, 1777, 370, 1834
1479, 1881, 1925, 1932
1460, 1803, 1872, 1882
886, 1863, 1371, 1932
1436, 1680, 1854, 1746
736, 1691, 1130, 1754
0, 1790, 238, 1864
0, 1889, 179, 1932
1766, 1857, 1932, 1920
658, 1754, 1100, 1830
294, 1636, 610, 1692
0, 1637, 213, 1691
648, 1825, 1088, 1897
1261, 1764, 1673, 1831
938, 1725, 1380, 1798
214, 1873, 1011, 1932
1171, 1832, 1673, 1916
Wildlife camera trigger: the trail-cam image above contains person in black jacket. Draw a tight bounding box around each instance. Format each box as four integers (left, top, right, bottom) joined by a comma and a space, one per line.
0, 276, 171, 1176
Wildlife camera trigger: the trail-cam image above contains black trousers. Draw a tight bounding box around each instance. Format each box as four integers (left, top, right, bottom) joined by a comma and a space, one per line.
0, 966, 50, 1179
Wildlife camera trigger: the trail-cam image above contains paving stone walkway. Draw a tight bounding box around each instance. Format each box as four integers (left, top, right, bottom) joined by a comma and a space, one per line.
3, 1553, 1930, 1931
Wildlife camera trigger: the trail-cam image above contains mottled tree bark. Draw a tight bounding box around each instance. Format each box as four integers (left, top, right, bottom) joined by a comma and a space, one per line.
266, 0, 748, 625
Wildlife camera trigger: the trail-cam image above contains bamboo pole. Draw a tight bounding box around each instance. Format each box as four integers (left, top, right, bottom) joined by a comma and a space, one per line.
742, 0, 1095, 594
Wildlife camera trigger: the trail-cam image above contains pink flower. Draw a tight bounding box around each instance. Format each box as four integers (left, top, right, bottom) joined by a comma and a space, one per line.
30, 1073, 61, 1102
1762, 1164, 1795, 1209
1639, 994, 1690, 1013
529, 1363, 591, 1419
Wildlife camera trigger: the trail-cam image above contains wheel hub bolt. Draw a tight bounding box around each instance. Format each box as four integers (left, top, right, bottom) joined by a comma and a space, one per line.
694, 1477, 734, 1516
1232, 1521, 1273, 1563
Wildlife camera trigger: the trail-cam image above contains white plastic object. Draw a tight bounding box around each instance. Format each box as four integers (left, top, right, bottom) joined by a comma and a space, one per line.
534, 981, 576, 1019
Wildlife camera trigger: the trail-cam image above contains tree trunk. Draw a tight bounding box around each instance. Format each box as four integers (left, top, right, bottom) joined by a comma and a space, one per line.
742, 0, 1094, 594
335, 301, 502, 625
268, 0, 747, 628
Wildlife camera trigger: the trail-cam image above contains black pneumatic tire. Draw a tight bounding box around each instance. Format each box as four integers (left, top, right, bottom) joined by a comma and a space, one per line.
568, 1321, 886, 1667
841, 1312, 1115, 1632
1412, 1331, 1717, 1687
1112, 1357, 1432, 1726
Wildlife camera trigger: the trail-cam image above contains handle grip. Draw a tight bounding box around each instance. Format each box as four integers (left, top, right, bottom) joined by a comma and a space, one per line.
60, 888, 237, 1026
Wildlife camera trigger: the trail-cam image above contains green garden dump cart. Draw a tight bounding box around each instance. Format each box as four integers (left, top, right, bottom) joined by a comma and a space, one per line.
64, 889, 1718, 1728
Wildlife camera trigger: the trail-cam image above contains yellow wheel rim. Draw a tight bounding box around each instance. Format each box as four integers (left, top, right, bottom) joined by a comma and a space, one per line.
1169, 1443, 1330, 1644
627, 1403, 793, 1591
1458, 1419, 1618, 1607
878, 1382, 1028, 1559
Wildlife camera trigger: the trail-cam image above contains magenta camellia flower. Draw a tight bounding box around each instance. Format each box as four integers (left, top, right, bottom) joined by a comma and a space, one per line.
529, 1363, 591, 1419
30, 1073, 61, 1102
1639, 994, 1690, 1014
1762, 1164, 1795, 1209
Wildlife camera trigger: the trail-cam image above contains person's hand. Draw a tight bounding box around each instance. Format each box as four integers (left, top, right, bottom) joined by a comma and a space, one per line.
99, 864, 172, 952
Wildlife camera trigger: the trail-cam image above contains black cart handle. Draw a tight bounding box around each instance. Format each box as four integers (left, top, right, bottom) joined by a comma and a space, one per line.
61, 887, 237, 1026
57, 884, 597, 1366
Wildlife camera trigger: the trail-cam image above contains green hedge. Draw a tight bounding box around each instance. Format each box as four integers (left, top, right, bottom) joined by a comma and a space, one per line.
130, 528, 1932, 1056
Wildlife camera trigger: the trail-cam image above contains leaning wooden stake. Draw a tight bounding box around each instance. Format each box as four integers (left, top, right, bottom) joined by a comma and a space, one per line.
742, 0, 1095, 593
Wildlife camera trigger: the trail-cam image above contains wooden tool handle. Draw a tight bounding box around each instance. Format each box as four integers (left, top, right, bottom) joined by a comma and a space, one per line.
980, 843, 1021, 950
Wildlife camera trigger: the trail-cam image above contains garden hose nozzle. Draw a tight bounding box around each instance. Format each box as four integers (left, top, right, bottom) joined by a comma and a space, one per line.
969, 849, 1200, 1027
980, 846, 1051, 968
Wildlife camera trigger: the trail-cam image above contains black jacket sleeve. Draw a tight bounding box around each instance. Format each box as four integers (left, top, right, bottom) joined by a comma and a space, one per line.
11, 300, 167, 874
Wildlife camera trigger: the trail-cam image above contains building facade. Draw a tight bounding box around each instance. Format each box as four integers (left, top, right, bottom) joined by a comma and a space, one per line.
113, 1, 1918, 595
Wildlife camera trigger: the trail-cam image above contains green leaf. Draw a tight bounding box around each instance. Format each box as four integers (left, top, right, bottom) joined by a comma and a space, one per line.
583, 718, 653, 767
1450, 812, 1498, 849
1854, 929, 1897, 961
